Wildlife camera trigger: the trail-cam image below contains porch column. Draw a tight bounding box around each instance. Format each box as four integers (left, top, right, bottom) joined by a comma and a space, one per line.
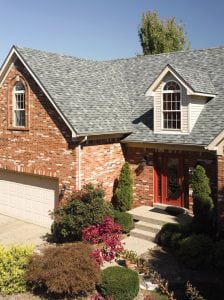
217, 155, 224, 233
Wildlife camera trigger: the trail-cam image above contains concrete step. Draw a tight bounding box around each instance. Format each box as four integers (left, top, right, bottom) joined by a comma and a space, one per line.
127, 205, 192, 245
135, 221, 161, 234
131, 212, 174, 226
153, 203, 188, 214
130, 228, 156, 242
129, 206, 178, 226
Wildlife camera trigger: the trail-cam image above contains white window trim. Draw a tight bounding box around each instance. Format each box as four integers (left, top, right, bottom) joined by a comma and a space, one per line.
13, 83, 26, 127
161, 80, 182, 131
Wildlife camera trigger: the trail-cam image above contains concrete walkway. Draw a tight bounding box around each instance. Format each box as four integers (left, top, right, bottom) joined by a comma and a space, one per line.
0, 214, 50, 246
122, 236, 156, 256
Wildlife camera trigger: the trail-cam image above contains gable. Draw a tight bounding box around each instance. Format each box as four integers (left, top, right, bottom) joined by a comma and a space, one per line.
0, 46, 77, 137
153, 72, 189, 133
4, 46, 133, 137
145, 64, 216, 98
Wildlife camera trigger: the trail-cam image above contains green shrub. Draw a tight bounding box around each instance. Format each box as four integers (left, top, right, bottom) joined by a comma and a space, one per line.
158, 223, 182, 247
170, 232, 183, 249
179, 234, 214, 269
51, 184, 114, 242
214, 239, 224, 270
0, 244, 34, 296
192, 165, 211, 196
26, 243, 100, 297
191, 165, 214, 234
99, 266, 139, 300
113, 210, 134, 233
113, 162, 133, 212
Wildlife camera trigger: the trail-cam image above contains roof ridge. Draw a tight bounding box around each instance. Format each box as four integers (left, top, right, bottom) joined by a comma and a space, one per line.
14, 45, 98, 63
106, 45, 224, 63
14, 44, 224, 64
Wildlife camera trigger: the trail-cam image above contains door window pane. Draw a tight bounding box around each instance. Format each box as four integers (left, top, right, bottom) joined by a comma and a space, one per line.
167, 158, 180, 199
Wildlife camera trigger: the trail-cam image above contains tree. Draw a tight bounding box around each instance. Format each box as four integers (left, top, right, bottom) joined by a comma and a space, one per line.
191, 165, 214, 234
138, 11, 190, 55
113, 162, 133, 212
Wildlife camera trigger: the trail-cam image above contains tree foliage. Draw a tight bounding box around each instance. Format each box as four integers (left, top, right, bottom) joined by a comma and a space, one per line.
192, 165, 211, 197
113, 162, 133, 212
191, 165, 214, 233
138, 11, 190, 55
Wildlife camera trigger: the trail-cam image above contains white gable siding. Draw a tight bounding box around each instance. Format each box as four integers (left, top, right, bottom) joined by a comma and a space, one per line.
153, 72, 189, 133
153, 82, 162, 132
190, 98, 207, 131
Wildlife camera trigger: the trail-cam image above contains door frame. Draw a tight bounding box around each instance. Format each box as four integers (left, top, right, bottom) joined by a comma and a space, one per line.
154, 153, 185, 207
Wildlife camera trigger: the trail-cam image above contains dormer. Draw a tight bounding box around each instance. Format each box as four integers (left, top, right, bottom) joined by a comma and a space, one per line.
146, 64, 217, 134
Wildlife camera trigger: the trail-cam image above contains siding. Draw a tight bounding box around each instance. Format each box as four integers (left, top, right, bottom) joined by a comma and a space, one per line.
190, 98, 207, 131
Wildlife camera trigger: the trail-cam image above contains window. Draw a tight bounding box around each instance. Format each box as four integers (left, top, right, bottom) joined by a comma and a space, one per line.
13, 82, 25, 127
163, 81, 181, 129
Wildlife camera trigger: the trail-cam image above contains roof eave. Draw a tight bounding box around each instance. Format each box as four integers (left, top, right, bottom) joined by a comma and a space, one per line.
76, 129, 133, 137
206, 129, 224, 155
121, 138, 207, 148
187, 91, 217, 98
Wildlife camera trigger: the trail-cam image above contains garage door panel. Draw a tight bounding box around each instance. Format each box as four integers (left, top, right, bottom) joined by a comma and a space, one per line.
0, 171, 58, 228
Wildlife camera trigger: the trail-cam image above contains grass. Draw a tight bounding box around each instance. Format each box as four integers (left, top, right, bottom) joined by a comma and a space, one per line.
150, 290, 168, 299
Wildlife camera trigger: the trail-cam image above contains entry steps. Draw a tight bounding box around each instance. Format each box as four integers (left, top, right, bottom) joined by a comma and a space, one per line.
128, 205, 191, 243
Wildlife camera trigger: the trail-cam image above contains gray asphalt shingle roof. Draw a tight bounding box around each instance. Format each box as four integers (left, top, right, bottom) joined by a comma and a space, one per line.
167, 64, 216, 95
14, 46, 224, 146
15, 46, 133, 135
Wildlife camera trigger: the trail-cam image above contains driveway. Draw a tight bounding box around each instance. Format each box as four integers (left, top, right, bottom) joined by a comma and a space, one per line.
0, 214, 50, 246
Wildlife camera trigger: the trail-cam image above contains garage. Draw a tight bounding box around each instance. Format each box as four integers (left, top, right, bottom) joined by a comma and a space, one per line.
0, 170, 58, 228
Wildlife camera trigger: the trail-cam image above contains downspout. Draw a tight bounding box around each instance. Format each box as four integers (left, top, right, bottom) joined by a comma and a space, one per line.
77, 136, 87, 190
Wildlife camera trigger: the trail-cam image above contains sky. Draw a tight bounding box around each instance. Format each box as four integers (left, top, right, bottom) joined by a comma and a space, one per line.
0, 0, 224, 65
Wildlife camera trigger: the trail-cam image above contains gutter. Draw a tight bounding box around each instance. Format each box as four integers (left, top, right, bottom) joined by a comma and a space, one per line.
76, 136, 87, 190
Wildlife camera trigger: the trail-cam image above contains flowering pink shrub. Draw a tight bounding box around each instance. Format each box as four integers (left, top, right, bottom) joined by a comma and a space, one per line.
90, 293, 112, 300
82, 216, 124, 265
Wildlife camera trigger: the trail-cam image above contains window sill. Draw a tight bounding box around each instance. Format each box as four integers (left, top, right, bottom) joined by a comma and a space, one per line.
154, 130, 189, 135
7, 126, 29, 131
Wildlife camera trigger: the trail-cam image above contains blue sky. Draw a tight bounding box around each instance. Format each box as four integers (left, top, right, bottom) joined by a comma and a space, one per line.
0, 0, 224, 65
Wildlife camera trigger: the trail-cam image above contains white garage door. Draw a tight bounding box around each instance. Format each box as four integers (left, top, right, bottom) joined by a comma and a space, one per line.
0, 171, 58, 228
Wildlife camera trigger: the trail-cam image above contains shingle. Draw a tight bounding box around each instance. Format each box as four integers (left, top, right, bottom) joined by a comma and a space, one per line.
15, 46, 224, 146
15, 46, 134, 135
169, 64, 216, 95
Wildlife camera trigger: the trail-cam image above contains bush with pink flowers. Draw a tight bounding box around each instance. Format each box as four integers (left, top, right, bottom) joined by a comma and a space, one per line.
82, 216, 124, 265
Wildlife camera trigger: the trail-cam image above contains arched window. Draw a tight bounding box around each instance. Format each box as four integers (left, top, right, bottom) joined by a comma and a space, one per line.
163, 81, 181, 129
13, 81, 26, 127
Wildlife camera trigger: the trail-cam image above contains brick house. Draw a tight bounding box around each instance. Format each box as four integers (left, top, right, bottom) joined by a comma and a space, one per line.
0, 45, 224, 228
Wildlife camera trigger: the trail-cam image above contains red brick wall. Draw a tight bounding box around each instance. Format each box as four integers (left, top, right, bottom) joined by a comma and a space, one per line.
80, 140, 125, 200
125, 147, 154, 207
0, 59, 77, 195
125, 146, 217, 208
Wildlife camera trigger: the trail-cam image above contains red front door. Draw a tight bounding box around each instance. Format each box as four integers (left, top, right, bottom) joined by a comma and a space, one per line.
154, 154, 184, 207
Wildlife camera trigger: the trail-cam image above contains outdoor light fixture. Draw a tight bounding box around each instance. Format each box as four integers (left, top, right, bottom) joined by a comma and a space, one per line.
60, 184, 67, 196
139, 157, 147, 167
135, 156, 148, 175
